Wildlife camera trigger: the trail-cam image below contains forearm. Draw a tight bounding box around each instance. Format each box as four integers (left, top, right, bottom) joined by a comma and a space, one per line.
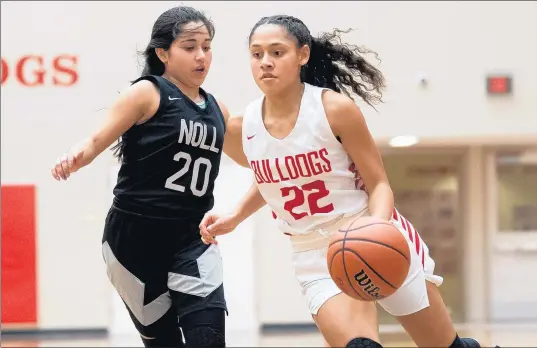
71, 137, 102, 168
233, 181, 267, 223
225, 150, 249, 168
367, 182, 394, 221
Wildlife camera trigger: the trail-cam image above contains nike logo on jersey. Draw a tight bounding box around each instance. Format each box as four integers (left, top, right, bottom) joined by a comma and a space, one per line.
247, 134, 256, 140
178, 119, 220, 153
250, 148, 332, 184
169, 96, 181, 101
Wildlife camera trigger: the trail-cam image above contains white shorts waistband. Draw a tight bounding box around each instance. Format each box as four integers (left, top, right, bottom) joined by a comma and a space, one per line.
290, 210, 368, 253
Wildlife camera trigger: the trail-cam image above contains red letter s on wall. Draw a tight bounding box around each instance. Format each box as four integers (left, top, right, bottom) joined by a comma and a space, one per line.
53, 55, 78, 86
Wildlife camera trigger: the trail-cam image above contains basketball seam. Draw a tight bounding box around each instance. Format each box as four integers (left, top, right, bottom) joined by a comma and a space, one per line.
343, 248, 398, 290
338, 237, 410, 264
330, 249, 369, 301
340, 219, 370, 301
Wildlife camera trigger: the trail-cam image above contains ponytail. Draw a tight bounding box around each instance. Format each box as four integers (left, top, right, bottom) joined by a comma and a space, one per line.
141, 47, 166, 77
302, 29, 386, 107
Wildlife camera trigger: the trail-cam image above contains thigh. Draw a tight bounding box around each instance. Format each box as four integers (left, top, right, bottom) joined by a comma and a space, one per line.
377, 210, 443, 316
378, 210, 456, 347
314, 293, 379, 348
293, 245, 343, 315
292, 246, 379, 347
168, 238, 228, 320
102, 208, 173, 328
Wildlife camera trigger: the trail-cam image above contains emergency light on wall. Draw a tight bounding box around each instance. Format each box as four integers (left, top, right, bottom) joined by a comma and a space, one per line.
486, 75, 512, 95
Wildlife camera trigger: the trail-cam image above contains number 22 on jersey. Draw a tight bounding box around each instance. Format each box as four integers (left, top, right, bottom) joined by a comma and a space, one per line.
165, 151, 212, 197
282, 179, 334, 220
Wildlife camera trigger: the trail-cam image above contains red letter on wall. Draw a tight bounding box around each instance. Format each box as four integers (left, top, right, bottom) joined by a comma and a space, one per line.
1, 185, 37, 324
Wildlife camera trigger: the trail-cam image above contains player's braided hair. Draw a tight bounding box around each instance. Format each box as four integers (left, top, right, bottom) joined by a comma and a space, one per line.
111, 6, 215, 161
248, 15, 386, 108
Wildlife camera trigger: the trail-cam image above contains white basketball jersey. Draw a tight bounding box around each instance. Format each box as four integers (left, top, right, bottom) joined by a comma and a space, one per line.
242, 83, 369, 235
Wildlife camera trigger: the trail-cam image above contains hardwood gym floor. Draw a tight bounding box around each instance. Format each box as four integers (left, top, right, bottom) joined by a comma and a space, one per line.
2, 322, 535, 347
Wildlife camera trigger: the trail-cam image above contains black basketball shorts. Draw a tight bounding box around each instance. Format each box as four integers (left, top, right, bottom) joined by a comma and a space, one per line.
101, 205, 227, 334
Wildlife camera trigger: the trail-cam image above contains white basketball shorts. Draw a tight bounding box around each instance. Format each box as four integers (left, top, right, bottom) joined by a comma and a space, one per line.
288, 209, 443, 317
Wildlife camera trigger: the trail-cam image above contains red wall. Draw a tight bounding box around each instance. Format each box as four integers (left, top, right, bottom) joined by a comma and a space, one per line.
1, 185, 37, 324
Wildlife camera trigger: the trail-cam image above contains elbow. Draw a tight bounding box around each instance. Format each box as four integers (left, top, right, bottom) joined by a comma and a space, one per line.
370, 181, 394, 200
233, 158, 250, 168
225, 149, 250, 168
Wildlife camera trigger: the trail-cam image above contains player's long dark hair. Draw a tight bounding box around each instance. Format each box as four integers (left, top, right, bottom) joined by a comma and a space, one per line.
111, 6, 215, 161
248, 15, 386, 108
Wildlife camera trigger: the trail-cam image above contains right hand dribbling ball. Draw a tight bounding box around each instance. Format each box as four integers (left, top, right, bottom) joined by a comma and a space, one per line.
327, 216, 411, 301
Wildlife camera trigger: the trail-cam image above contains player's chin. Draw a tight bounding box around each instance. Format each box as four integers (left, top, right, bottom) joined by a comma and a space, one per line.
190, 72, 209, 84
256, 78, 280, 93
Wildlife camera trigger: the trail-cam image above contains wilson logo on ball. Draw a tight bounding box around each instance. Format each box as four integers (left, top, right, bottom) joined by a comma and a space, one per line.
328, 215, 411, 302
354, 269, 383, 300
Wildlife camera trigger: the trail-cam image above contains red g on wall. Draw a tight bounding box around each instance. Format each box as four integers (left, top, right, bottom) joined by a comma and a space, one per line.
1, 54, 78, 86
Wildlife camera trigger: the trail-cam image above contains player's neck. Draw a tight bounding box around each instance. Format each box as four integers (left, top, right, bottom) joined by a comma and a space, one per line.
162, 73, 202, 103
264, 82, 305, 119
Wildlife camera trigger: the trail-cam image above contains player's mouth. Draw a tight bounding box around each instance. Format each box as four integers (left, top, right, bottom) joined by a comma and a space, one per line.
194, 66, 206, 74
261, 72, 276, 80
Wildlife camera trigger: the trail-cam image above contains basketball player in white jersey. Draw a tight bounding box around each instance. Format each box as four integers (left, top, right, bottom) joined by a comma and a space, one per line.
200, 15, 495, 348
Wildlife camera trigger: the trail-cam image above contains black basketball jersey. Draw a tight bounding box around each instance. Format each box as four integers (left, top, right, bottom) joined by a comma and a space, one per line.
112, 75, 226, 219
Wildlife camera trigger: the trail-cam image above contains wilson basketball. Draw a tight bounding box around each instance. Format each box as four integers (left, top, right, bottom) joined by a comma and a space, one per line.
327, 216, 411, 301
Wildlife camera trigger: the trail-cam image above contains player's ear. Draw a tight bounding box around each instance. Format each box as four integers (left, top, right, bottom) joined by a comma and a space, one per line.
155, 48, 168, 64
298, 44, 310, 67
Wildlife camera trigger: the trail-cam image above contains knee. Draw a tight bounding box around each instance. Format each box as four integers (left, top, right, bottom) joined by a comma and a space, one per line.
135, 316, 184, 347
182, 326, 225, 347
181, 308, 226, 348
140, 333, 184, 348
346, 337, 383, 348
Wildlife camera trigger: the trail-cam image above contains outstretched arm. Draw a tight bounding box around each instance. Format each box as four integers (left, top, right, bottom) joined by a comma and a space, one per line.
199, 178, 267, 245
199, 99, 266, 244
51, 80, 160, 180
232, 180, 267, 223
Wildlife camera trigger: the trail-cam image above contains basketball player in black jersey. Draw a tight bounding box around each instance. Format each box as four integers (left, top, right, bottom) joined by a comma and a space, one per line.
51, 6, 247, 347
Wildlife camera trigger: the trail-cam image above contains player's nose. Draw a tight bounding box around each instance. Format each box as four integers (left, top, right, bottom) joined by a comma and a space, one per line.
260, 55, 274, 69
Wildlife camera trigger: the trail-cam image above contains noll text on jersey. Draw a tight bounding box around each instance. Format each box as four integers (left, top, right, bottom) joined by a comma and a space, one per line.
250, 148, 332, 184
178, 119, 219, 153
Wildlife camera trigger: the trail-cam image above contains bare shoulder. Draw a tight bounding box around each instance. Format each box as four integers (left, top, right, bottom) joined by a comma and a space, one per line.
320, 89, 367, 136
215, 97, 231, 123
126, 79, 160, 101
226, 114, 243, 133
215, 97, 244, 134
121, 79, 161, 122
107, 79, 161, 125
